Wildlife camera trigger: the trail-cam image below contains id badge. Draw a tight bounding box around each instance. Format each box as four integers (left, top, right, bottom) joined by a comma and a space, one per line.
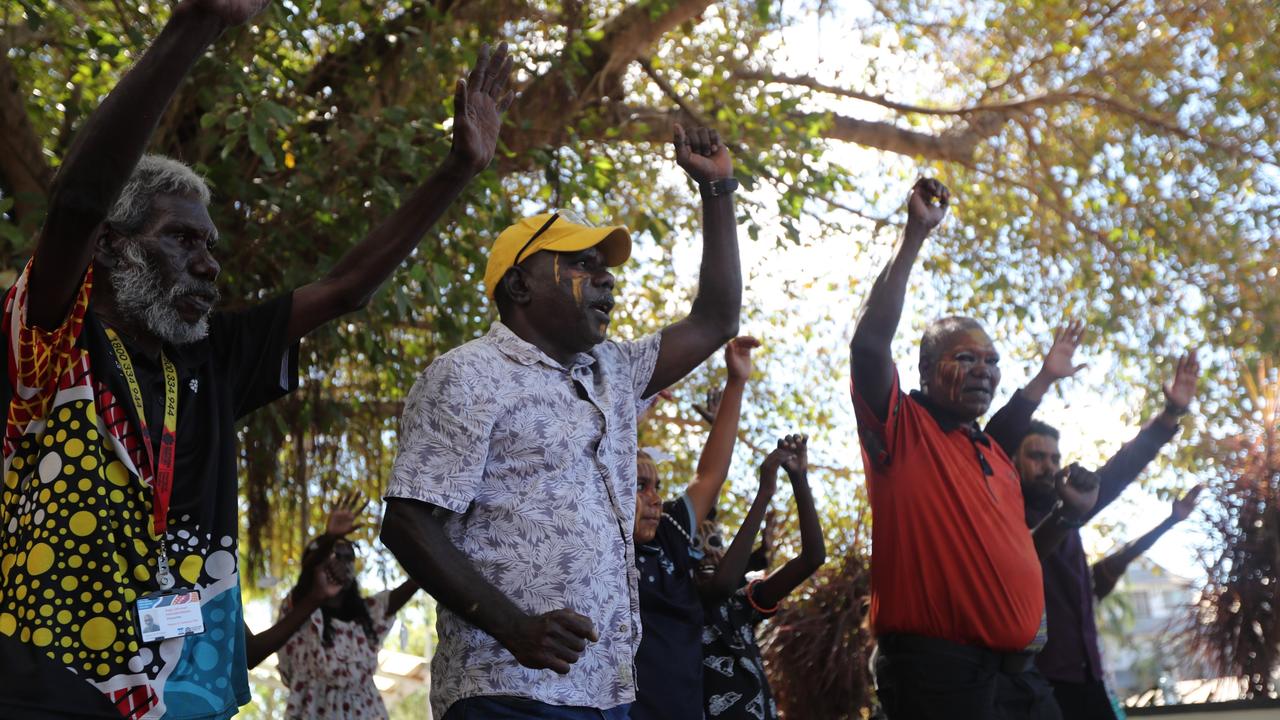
135, 589, 204, 642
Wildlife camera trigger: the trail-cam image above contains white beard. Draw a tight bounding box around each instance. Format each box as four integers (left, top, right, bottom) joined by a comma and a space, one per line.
111, 241, 218, 345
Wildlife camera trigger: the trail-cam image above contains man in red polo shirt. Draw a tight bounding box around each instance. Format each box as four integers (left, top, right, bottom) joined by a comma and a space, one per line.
849, 178, 1097, 720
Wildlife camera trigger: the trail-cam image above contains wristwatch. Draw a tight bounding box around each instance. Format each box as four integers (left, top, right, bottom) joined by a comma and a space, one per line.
700, 177, 739, 199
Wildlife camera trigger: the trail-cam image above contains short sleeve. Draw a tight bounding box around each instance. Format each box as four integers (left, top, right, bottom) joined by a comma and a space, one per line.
850, 366, 904, 467
663, 494, 697, 541
613, 332, 662, 407
366, 590, 396, 641
206, 293, 299, 418
3, 260, 92, 423
385, 352, 498, 513
275, 597, 328, 685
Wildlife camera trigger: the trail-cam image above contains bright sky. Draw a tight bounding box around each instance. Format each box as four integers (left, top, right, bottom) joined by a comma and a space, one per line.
652, 0, 1209, 581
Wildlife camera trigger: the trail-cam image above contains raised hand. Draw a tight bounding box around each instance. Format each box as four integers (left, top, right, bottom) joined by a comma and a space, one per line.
1041, 320, 1088, 381
905, 177, 951, 233
325, 490, 368, 537
503, 609, 598, 674
1055, 463, 1100, 520
779, 433, 808, 479
724, 336, 761, 384
449, 43, 517, 176
759, 443, 789, 496
1171, 484, 1204, 523
1162, 350, 1201, 415
191, 0, 271, 26
673, 124, 733, 185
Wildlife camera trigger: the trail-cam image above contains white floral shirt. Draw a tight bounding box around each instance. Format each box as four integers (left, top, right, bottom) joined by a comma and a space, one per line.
387, 322, 661, 717
277, 591, 395, 720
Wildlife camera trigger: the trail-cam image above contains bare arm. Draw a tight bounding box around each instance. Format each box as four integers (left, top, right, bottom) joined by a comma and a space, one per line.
380, 498, 597, 675
686, 337, 758, 521
702, 447, 783, 604
752, 437, 826, 609
28, 0, 265, 329
285, 44, 515, 342
645, 126, 741, 395
849, 179, 950, 420
386, 579, 420, 618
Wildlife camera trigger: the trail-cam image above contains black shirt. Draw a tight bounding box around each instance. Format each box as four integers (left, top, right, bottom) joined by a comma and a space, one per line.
633, 495, 704, 720
702, 584, 779, 719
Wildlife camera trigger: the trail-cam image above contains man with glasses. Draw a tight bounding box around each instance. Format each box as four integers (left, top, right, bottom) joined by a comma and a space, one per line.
382, 125, 742, 719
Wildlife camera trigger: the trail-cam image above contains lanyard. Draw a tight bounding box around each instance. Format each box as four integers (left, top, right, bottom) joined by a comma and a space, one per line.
105, 328, 179, 589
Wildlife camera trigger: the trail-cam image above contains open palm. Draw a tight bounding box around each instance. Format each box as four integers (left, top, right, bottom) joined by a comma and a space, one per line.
451, 43, 516, 175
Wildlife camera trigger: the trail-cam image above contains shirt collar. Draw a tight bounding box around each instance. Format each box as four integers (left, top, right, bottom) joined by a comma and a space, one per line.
487, 321, 596, 372
908, 389, 988, 443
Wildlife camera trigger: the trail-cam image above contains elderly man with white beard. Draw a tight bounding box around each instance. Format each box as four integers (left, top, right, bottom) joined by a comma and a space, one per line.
0, 1, 513, 718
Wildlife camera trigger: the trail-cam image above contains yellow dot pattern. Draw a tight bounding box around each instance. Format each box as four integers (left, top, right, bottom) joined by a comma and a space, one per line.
0, 398, 151, 681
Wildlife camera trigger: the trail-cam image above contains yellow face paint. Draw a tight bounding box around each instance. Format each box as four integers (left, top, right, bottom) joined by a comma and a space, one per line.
571, 276, 586, 306
553, 255, 562, 286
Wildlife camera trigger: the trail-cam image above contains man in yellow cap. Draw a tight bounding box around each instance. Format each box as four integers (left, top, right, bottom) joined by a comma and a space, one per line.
383, 124, 741, 720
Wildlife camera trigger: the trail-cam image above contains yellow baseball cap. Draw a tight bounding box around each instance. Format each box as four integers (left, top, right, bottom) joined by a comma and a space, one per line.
484, 210, 631, 301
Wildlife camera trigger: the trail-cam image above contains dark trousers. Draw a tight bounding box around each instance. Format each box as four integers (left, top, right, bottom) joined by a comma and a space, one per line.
443, 696, 631, 720
1049, 679, 1118, 720
872, 634, 1063, 720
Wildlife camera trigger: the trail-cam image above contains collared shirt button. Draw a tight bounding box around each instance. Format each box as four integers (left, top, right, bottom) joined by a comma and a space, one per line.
618, 623, 629, 633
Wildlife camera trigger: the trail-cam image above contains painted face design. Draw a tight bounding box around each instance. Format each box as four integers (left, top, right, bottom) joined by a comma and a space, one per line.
548, 248, 616, 347
929, 328, 1001, 419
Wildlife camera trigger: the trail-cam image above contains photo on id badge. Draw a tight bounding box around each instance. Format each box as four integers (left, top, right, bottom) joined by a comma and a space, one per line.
136, 590, 205, 643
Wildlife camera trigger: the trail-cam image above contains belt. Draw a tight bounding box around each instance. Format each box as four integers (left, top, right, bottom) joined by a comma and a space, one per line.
877, 633, 1037, 675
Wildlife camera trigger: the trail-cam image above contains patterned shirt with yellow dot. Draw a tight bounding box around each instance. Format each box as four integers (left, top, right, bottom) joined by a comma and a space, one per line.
0, 262, 298, 719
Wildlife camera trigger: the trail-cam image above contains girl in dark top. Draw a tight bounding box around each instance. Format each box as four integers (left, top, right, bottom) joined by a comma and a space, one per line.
698, 434, 827, 720
633, 336, 759, 720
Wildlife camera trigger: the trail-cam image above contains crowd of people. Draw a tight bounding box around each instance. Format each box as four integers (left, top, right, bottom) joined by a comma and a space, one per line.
0, 2, 1204, 719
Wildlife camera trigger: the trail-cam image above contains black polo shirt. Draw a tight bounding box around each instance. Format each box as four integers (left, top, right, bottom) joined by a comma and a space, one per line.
633, 495, 704, 720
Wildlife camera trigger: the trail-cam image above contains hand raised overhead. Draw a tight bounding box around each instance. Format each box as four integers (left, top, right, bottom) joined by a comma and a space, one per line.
724, 336, 761, 384
673, 124, 733, 185
450, 43, 517, 176
1171, 483, 1204, 523
325, 490, 368, 537
1162, 350, 1201, 414
906, 177, 951, 232
1041, 319, 1088, 382
191, 0, 271, 26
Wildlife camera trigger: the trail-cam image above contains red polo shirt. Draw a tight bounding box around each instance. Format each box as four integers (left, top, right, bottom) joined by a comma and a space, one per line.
851, 370, 1043, 652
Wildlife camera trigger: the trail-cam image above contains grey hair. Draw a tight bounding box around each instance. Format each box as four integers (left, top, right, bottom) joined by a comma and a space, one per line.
106, 155, 211, 236
919, 316, 986, 371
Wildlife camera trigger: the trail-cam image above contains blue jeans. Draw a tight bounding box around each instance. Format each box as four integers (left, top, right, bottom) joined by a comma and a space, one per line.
443, 696, 631, 720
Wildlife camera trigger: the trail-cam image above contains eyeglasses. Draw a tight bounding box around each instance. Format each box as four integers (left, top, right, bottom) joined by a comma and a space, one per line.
511, 209, 597, 265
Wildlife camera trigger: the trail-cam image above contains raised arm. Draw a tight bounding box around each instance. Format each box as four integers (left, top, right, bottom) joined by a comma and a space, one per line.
686, 336, 759, 521
28, 0, 266, 329
849, 179, 950, 419
1092, 484, 1203, 599
380, 498, 597, 675
702, 441, 786, 604
644, 125, 741, 395
285, 43, 516, 342
752, 435, 826, 609
985, 320, 1086, 456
